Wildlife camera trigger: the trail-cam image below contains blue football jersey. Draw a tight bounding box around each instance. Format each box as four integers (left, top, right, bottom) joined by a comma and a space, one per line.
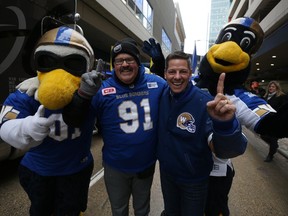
92, 65, 166, 173
0, 90, 94, 176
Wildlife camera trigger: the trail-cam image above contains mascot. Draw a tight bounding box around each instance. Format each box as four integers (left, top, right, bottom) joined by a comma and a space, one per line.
196, 17, 288, 138
0, 26, 101, 215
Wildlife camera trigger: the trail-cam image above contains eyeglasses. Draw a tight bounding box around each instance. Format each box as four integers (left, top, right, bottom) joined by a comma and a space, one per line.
35, 51, 87, 77
114, 57, 136, 65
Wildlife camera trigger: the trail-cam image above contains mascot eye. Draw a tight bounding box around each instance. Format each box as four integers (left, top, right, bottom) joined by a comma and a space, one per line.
36, 54, 57, 72
35, 51, 87, 76
240, 37, 251, 51
221, 32, 232, 42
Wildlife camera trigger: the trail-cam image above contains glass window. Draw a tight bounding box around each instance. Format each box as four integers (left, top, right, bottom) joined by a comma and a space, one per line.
162, 29, 172, 54
122, 0, 153, 34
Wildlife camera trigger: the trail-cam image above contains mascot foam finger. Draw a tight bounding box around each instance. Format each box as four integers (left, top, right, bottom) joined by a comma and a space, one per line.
0, 26, 98, 215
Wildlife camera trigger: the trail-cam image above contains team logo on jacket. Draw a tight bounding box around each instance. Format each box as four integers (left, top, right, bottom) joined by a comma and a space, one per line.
177, 112, 196, 133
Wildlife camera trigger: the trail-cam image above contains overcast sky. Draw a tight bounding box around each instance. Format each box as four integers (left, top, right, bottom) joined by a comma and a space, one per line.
175, 0, 211, 55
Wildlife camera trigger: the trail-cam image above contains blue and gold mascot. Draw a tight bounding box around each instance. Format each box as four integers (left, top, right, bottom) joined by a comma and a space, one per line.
35, 26, 94, 109
0, 26, 100, 215
196, 17, 288, 138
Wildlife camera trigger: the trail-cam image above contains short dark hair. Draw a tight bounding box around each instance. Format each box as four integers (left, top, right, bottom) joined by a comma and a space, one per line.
165, 51, 191, 70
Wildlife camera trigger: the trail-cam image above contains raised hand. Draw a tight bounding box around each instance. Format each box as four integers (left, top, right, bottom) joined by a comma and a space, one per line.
78, 59, 104, 99
206, 73, 236, 121
142, 38, 164, 62
142, 38, 165, 76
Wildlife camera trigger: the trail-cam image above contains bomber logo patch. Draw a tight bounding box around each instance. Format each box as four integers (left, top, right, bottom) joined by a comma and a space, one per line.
177, 112, 196, 133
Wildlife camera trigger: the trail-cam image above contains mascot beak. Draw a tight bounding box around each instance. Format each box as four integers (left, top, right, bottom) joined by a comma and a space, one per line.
37, 69, 80, 110
207, 41, 250, 73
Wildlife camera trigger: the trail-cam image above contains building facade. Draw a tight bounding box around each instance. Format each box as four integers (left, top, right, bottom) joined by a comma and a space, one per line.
208, 0, 232, 48
77, 0, 186, 67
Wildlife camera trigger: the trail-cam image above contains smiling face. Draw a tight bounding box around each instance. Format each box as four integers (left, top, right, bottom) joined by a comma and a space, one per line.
114, 53, 139, 85
268, 83, 277, 94
165, 58, 192, 94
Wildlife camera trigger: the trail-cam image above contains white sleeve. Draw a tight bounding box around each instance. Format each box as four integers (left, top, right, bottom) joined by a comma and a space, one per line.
0, 119, 42, 150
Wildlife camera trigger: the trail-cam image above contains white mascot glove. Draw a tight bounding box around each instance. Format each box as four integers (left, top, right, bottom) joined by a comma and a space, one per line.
16, 77, 39, 97
22, 105, 54, 141
0, 105, 54, 150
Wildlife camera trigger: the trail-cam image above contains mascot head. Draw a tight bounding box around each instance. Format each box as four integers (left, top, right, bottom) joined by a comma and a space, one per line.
34, 26, 94, 110
197, 17, 264, 95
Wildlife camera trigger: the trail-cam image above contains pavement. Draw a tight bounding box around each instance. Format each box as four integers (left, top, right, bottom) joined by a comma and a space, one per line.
275, 138, 288, 158
228, 127, 288, 215
245, 127, 288, 159
1, 129, 287, 216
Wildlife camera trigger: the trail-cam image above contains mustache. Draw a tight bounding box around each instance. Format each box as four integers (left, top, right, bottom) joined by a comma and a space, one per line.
120, 66, 132, 72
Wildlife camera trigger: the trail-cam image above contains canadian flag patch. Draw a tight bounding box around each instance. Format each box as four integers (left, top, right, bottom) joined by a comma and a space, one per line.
102, 87, 116, 95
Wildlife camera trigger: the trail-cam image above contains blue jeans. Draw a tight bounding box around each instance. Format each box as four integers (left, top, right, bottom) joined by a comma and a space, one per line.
160, 170, 208, 216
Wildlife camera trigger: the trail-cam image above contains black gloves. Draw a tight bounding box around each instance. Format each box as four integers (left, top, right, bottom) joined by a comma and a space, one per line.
142, 38, 165, 77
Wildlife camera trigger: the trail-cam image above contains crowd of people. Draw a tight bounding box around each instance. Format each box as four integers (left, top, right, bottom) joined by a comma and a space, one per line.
0, 18, 286, 216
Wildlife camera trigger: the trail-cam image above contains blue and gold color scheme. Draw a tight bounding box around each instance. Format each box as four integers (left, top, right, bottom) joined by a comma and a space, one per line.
197, 17, 264, 96
34, 26, 94, 110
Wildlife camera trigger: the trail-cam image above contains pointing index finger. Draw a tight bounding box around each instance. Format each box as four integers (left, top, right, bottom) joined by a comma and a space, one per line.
217, 73, 225, 94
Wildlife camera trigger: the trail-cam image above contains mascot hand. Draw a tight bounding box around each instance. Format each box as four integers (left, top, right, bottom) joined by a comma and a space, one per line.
142, 38, 164, 62
78, 71, 103, 99
22, 105, 54, 141
95, 58, 104, 73
78, 59, 104, 99
16, 77, 39, 96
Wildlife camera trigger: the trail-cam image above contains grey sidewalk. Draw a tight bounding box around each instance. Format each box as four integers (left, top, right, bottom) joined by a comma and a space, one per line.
229, 127, 288, 215
277, 138, 288, 159
244, 127, 288, 159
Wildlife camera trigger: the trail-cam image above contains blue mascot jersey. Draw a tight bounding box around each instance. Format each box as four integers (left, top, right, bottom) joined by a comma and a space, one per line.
0, 91, 94, 176
226, 88, 276, 131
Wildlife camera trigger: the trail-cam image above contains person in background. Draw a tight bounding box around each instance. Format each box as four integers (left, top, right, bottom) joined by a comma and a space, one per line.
250, 80, 266, 98
260, 80, 287, 162
157, 51, 247, 216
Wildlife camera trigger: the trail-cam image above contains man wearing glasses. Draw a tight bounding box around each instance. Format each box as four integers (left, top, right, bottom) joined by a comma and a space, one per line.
64, 38, 167, 216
